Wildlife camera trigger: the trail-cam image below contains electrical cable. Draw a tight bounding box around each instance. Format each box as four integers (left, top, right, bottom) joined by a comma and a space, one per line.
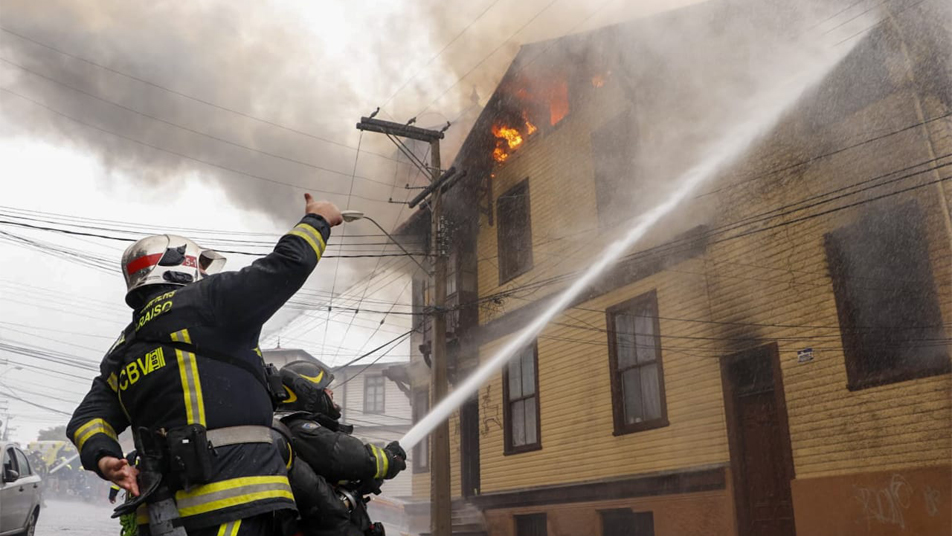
0, 87, 393, 204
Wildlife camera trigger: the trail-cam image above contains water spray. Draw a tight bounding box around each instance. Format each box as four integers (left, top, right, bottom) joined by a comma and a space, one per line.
400, 36, 861, 452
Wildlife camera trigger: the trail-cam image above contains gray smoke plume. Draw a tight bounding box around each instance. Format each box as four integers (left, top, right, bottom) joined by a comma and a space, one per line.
0, 0, 432, 221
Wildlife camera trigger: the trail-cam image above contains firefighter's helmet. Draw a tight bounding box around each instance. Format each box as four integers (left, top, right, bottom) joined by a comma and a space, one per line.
277, 360, 339, 418
121, 234, 226, 307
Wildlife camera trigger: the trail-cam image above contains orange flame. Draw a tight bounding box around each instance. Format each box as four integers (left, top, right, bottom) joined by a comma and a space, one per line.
591, 74, 606, 88
492, 124, 524, 149
524, 112, 538, 135
492, 147, 509, 163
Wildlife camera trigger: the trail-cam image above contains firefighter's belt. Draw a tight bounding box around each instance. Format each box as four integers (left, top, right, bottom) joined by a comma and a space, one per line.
206, 426, 272, 448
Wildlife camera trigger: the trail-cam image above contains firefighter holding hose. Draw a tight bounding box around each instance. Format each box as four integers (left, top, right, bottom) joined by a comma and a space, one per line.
271, 361, 406, 536
67, 194, 342, 536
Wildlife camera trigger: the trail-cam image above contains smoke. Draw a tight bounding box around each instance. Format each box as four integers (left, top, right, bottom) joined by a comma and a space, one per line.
0, 0, 432, 221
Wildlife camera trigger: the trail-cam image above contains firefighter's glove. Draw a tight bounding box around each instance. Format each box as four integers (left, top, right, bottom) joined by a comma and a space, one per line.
383, 441, 406, 479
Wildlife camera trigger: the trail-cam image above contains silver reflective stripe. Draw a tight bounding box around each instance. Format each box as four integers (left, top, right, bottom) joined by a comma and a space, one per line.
206, 426, 273, 447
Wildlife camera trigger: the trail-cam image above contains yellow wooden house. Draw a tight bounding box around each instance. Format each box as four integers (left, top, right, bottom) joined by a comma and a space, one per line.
399, 2, 950, 535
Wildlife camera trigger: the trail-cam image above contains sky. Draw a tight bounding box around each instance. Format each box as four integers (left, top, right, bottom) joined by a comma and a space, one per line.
0, 0, 702, 444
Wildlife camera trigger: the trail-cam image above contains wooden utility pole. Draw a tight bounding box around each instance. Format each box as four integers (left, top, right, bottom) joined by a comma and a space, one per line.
355, 116, 452, 536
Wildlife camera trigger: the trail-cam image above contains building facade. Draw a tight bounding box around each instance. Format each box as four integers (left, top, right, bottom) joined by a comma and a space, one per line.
402, 1, 951, 535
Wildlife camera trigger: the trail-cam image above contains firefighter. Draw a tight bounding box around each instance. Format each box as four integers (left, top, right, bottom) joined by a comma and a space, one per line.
67, 194, 343, 536
271, 361, 406, 536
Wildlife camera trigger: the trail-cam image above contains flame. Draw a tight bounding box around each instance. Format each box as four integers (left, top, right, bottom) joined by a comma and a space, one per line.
591, 75, 606, 88
523, 112, 538, 135
492, 124, 524, 149
492, 147, 509, 163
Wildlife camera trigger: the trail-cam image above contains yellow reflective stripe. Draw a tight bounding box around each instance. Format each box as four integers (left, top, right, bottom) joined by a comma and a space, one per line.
288, 223, 326, 258
371, 445, 388, 479
217, 519, 242, 536
74, 419, 117, 451
174, 475, 293, 517
301, 370, 324, 385
172, 329, 205, 426
286, 443, 294, 470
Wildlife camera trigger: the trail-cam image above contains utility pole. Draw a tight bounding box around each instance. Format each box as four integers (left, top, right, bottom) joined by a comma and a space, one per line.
356, 115, 452, 536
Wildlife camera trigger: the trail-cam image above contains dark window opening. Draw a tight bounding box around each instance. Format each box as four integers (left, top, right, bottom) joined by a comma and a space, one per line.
607, 291, 668, 435
515, 513, 548, 536
497, 180, 534, 283
412, 389, 430, 473
824, 200, 950, 390
600, 509, 655, 536
503, 342, 541, 454
591, 110, 638, 228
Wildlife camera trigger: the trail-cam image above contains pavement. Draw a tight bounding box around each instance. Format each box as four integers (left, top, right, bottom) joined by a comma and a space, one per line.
36, 498, 120, 536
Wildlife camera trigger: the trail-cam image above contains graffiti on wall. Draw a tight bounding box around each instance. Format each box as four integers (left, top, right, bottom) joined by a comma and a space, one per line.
853, 474, 944, 530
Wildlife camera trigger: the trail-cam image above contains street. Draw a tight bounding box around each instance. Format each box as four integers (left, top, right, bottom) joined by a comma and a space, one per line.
36, 499, 119, 536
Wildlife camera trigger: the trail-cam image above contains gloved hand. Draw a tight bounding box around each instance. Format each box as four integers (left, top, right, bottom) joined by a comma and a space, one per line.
383, 441, 406, 479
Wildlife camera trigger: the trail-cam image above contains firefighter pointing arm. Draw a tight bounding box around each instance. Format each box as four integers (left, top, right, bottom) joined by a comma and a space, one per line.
67, 194, 342, 536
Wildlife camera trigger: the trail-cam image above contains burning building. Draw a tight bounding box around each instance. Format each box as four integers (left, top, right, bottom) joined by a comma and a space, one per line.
397, 1, 952, 536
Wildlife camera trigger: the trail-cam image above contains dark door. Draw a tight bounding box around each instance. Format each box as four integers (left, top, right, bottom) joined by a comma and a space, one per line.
459, 396, 480, 497
721, 344, 796, 536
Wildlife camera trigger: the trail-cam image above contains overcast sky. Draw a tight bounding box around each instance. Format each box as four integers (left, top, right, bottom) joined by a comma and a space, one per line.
0, 0, 700, 444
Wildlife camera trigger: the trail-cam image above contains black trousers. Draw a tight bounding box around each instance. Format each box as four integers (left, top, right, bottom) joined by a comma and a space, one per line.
188, 514, 276, 536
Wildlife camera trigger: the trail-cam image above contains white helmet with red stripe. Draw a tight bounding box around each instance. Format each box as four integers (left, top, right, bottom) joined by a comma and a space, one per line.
120, 234, 226, 307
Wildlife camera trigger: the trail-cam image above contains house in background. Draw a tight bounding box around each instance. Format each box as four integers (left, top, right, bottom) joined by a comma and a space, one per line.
397, 1, 951, 535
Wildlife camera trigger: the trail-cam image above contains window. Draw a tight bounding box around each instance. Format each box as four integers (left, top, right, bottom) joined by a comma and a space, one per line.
497, 180, 533, 283
825, 201, 950, 390
591, 110, 637, 228
412, 389, 430, 472
363, 376, 386, 414
503, 342, 541, 454
607, 291, 668, 435
14, 449, 31, 476
600, 509, 654, 536
2, 448, 14, 475
515, 513, 548, 536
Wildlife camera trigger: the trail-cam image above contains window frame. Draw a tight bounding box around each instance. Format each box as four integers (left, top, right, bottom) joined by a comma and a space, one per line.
514, 513, 548, 536
824, 202, 951, 391
412, 388, 430, 473
496, 179, 534, 285
502, 341, 542, 455
599, 508, 655, 536
13, 448, 31, 476
606, 290, 669, 436
363, 375, 386, 414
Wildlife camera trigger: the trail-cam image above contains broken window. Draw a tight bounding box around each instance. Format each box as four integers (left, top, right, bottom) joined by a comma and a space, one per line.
504, 342, 541, 453
607, 291, 668, 435
497, 179, 534, 283
824, 200, 950, 390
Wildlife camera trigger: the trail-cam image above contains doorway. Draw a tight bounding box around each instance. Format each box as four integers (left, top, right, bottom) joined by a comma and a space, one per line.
721, 343, 796, 536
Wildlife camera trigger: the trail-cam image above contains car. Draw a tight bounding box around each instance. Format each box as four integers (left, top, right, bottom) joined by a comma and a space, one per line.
0, 442, 41, 536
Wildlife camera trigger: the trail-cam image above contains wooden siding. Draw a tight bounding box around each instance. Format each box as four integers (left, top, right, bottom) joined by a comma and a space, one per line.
464, 56, 950, 498
477, 260, 729, 493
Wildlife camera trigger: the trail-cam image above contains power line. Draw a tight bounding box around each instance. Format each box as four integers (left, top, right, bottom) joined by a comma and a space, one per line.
0, 218, 426, 258
0, 25, 410, 166
0, 57, 407, 189
0, 87, 394, 204
380, 0, 503, 110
